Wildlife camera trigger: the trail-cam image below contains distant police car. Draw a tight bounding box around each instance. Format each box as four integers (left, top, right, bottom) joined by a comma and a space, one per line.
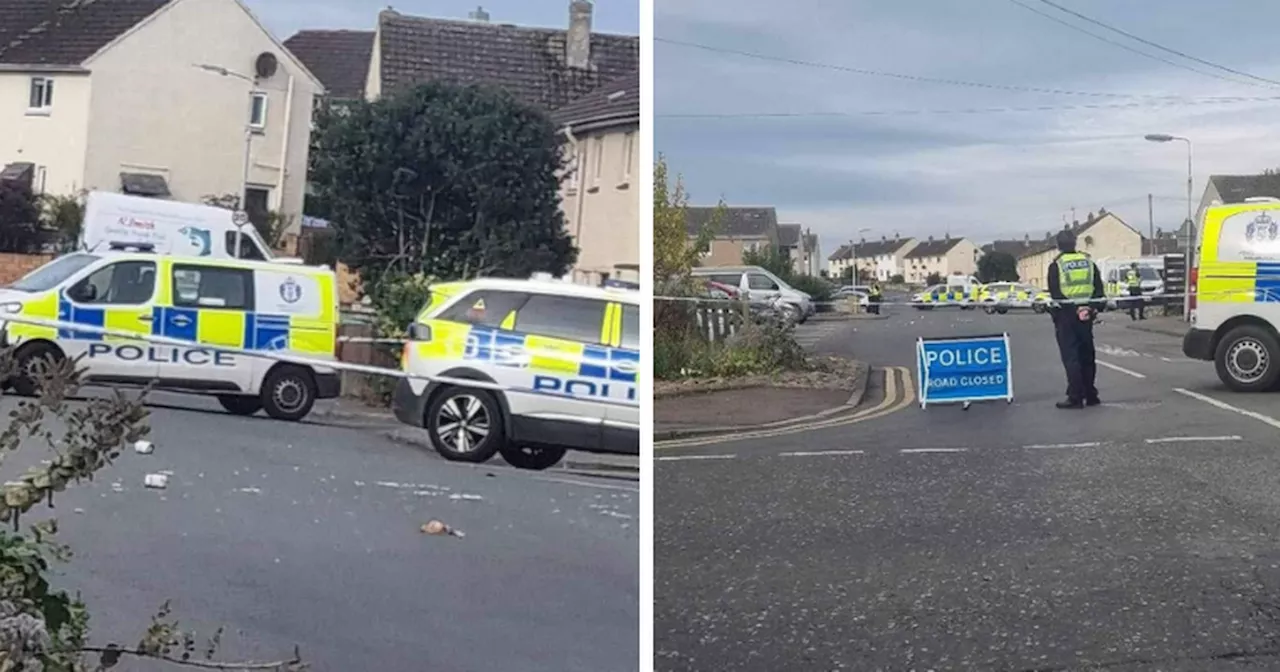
393, 276, 639, 470
0, 250, 341, 420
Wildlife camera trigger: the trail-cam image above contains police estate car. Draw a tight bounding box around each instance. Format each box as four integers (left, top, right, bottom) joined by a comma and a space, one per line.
0, 250, 341, 421
392, 276, 639, 470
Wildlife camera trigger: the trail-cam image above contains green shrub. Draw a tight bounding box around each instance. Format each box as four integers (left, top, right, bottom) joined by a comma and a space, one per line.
790, 275, 834, 302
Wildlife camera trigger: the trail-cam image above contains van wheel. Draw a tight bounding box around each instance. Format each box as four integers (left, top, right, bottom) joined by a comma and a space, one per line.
260, 366, 317, 421
1032, 304, 1046, 314
1214, 325, 1280, 392
217, 395, 263, 416
12, 343, 63, 397
499, 445, 567, 471
426, 386, 505, 463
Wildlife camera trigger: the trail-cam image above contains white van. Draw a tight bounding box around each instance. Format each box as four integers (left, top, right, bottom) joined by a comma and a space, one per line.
690, 266, 814, 322
81, 191, 277, 262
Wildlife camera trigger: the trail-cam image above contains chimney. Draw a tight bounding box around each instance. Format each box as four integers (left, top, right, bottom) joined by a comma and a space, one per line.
468, 5, 489, 21
1023, 233, 1029, 242
567, 0, 593, 69
881, 234, 887, 242
928, 235, 934, 242
944, 232, 950, 241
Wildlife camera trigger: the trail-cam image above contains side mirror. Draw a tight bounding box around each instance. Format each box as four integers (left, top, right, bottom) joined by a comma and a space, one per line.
406, 322, 432, 341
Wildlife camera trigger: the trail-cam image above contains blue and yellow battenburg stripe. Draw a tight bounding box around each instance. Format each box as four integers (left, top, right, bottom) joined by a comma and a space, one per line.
459, 324, 639, 403
1198, 260, 1280, 304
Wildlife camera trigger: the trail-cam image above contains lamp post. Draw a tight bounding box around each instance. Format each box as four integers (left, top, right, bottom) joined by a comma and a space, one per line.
849, 227, 871, 285
1144, 133, 1193, 320
195, 63, 256, 258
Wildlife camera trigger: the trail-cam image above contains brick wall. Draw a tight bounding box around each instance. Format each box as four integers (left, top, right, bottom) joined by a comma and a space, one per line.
0, 253, 54, 285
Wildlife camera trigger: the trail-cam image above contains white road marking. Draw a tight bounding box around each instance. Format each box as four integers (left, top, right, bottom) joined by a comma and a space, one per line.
1024, 441, 1102, 449
1144, 435, 1242, 444
899, 448, 967, 454
779, 450, 865, 457
656, 454, 736, 462
1174, 388, 1280, 430
1098, 360, 1146, 378
531, 476, 640, 492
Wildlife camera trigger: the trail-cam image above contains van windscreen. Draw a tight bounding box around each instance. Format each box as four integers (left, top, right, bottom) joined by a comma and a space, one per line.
8, 254, 101, 292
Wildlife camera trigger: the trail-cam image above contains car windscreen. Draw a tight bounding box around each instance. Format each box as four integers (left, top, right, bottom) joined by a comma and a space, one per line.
7, 253, 101, 292
1139, 267, 1161, 281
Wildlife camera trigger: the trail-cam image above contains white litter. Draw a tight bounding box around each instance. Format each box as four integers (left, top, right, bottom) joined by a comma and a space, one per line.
448, 493, 483, 501
133, 440, 154, 455
238, 487, 262, 494
143, 473, 168, 489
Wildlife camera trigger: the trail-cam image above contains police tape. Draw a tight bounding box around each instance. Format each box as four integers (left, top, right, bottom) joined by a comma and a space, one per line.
653, 292, 1195, 308
0, 313, 639, 409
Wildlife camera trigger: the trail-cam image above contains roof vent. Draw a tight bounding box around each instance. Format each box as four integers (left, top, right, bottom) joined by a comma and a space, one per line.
468, 5, 489, 21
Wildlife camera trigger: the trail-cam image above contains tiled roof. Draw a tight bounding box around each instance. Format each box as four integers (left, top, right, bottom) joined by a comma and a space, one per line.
905, 237, 966, 258
550, 70, 637, 130
284, 29, 374, 100
377, 9, 638, 111
777, 223, 801, 247
982, 239, 1038, 257
685, 206, 777, 238
0, 0, 168, 66
830, 238, 913, 261
1208, 174, 1280, 203
1015, 211, 1135, 259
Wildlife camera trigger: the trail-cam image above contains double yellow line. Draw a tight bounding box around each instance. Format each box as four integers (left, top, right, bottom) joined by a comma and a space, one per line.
655, 366, 916, 449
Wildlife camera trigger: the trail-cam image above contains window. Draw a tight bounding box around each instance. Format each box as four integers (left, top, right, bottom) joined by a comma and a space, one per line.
439, 290, 530, 328
249, 92, 268, 129
28, 77, 53, 112
620, 304, 639, 349
707, 273, 743, 287
67, 261, 155, 305
224, 231, 266, 260
747, 273, 779, 290
512, 294, 607, 344
621, 132, 635, 181
172, 265, 252, 309
591, 137, 604, 185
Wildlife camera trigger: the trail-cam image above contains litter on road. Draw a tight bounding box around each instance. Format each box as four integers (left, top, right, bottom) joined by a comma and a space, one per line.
421, 520, 465, 537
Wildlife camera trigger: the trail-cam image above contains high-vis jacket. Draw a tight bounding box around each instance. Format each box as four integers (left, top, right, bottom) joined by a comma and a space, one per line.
1056, 252, 1096, 300
1126, 269, 1141, 289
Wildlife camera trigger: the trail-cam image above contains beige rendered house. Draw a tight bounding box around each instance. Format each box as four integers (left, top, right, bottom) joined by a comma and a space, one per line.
1016, 211, 1142, 288
686, 207, 781, 268
552, 72, 639, 285
902, 235, 979, 284
0, 0, 323, 232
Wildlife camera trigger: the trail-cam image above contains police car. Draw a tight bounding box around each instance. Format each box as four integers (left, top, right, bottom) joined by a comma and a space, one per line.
0, 248, 341, 420
392, 276, 639, 470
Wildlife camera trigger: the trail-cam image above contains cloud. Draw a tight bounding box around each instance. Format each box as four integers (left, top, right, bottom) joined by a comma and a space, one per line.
655, 0, 1280, 257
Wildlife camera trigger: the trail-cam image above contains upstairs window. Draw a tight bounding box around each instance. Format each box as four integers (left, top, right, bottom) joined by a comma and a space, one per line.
28, 77, 53, 113
249, 92, 268, 129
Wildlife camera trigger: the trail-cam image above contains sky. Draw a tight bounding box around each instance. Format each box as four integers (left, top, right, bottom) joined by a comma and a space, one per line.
655, 0, 1280, 258
247, 0, 640, 41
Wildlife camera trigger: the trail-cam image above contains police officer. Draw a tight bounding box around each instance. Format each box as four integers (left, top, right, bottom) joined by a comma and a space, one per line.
1125, 262, 1146, 321
869, 281, 883, 315
1046, 230, 1106, 409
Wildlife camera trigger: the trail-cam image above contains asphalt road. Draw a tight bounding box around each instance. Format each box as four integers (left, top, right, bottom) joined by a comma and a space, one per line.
656, 305, 1280, 671
0, 391, 638, 672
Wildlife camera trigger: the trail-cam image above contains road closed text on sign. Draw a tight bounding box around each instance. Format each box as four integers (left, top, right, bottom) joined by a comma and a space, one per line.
916, 333, 1013, 406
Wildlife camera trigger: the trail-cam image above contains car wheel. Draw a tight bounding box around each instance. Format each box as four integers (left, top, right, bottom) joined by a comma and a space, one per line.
426, 386, 505, 463
997, 307, 1009, 315
217, 395, 263, 416
1032, 304, 1046, 314
12, 342, 63, 397
1214, 325, 1280, 392
499, 445, 567, 471
260, 365, 317, 421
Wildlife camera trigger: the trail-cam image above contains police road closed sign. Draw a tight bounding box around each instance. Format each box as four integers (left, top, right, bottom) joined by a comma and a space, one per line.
916, 333, 1013, 408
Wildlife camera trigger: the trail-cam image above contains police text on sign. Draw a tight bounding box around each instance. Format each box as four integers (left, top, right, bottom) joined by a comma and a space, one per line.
916, 334, 1014, 408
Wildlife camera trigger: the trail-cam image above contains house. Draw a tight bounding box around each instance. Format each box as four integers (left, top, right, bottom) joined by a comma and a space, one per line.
291, 3, 640, 109
0, 0, 324, 235
686, 207, 780, 267
551, 71, 638, 286
1015, 210, 1143, 288
776, 223, 821, 276
981, 237, 1040, 259
903, 235, 979, 284
829, 235, 918, 282
1192, 174, 1280, 248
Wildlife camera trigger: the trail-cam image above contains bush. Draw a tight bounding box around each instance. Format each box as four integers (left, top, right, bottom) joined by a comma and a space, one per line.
890, 273, 904, 284
790, 275, 834, 302
0, 350, 305, 670
655, 308, 805, 380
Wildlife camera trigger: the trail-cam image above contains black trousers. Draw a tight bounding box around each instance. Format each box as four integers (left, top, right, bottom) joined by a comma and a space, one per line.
1127, 287, 1145, 320
1054, 311, 1098, 402
869, 295, 881, 314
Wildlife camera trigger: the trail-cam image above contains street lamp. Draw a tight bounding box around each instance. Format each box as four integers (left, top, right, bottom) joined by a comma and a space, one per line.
848, 227, 871, 284
1144, 133, 1193, 319
195, 62, 257, 258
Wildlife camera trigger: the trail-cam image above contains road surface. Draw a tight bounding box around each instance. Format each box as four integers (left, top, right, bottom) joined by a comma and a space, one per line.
0, 391, 638, 672
657, 306, 1280, 671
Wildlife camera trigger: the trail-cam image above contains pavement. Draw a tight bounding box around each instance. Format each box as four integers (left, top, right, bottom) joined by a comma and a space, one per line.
656, 303, 1280, 671
0, 390, 638, 672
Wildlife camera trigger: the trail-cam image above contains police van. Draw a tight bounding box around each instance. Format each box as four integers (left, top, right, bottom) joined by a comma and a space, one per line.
392, 277, 639, 470
1184, 198, 1280, 391
0, 248, 341, 420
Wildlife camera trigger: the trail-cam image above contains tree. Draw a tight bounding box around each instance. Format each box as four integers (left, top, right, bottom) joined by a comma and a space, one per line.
0, 182, 44, 254
309, 82, 576, 298
654, 155, 722, 293
926, 271, 944, 286
977, 251, 1020, 282
890, 273, 905, 284
741, 246, 792, 281
38, 192, 86, 253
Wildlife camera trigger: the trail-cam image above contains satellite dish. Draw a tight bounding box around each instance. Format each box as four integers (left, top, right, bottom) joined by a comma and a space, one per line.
254, 52, 278, 79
